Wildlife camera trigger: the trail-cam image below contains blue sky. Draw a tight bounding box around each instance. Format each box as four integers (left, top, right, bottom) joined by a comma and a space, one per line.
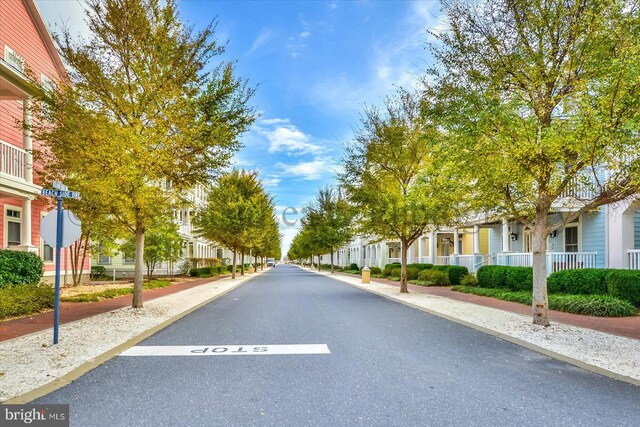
36, 0, 443, 255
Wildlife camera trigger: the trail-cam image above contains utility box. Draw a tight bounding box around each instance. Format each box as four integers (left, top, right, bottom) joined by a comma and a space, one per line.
361, 266, 370, 284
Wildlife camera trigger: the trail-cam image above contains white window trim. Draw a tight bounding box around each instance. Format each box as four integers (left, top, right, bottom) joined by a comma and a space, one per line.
563, 217, 582, 252
3, 204, 22, 248
4, 44, 24, 73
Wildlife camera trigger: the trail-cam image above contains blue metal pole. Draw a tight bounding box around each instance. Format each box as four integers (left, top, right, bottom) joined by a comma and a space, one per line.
53, 196, 63, 345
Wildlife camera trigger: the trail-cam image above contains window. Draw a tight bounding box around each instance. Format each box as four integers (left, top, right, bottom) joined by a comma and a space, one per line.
43, 244, 54, 262
5, 207, 22, 247
565, 227, 579, 252
217, 248, 223, 259
523, 227, 532, 252
4, 45, 24, 73
123, 256, 134, 264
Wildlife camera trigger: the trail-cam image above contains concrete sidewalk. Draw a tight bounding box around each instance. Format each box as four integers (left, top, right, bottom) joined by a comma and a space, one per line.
304, 267, 640, 385
337, 271, 640, 340
0, 272, 268, 342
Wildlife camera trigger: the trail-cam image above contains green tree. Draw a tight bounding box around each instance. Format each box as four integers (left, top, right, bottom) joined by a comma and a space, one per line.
341, 91, 461, 293
302, 187, 354, 273
31, 0, 255, 307
120, 223, 183, 280
193, 170, 271, 279
429, 0, 640, 325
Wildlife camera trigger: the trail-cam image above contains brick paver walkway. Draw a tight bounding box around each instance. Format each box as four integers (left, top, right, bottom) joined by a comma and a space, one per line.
0, 274, 246, 342
339, 272, 640, 340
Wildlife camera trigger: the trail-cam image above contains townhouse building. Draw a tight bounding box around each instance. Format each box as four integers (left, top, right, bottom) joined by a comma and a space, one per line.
0, 0, 89, 282
92, 183, 238, 278
326, 188, 640, 276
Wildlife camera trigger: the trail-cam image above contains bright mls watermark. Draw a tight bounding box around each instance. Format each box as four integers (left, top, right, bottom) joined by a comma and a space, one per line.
2, 405, 69, 426
280, 206, 309, 227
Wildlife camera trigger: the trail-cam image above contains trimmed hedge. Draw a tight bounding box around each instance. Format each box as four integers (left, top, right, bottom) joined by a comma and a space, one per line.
476, 266, 532, 291
348, 263, 360, 271
0, 250, 44, 287
407, 263, 434, 271
383, 263, 401, 277
191, 266, 228, 277
416, 269, 450, 286
547, 269, 613, 295
370, 266, 382, 275
606, 270, 640, 306
432, 265, 469, 286
452, 286, 637, 317
0, 284, 54, 319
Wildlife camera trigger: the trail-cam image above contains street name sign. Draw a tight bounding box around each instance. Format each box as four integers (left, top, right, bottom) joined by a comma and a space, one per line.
40, 183, 81, 345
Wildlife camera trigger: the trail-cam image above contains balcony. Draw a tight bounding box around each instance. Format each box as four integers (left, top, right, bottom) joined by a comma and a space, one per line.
0, 140, 26, 180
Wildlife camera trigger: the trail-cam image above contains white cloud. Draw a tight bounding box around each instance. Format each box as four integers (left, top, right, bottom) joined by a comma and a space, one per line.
266, 126, 325, 155
274, 158, 334, 181
262, 177, 281, 188
309, 2, 441, 113
299, 31, 312, 39
254, 118, 327, 156
246, 28, 273, 56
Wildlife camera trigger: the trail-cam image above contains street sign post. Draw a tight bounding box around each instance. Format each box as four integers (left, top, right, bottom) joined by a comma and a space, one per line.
40, 185, 81, 345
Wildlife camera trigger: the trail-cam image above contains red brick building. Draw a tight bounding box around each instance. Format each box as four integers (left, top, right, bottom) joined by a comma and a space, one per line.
0, 0, 88, 281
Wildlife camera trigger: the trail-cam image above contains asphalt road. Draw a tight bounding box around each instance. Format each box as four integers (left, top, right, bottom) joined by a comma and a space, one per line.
36, 264, 640, 426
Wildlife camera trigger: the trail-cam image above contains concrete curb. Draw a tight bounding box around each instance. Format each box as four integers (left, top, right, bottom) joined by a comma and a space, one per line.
301, 266, 640, 387
3, 270, 268, 404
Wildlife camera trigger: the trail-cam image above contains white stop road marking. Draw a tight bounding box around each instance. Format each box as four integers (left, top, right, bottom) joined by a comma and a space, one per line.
119, 344, 331, 356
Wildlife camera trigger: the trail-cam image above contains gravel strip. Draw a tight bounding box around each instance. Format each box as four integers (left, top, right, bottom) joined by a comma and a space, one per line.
308, 268, 640, 382
0, 272, 263, 402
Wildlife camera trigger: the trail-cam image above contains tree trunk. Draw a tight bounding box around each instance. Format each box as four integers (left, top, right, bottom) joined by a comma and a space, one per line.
330, 251, 334, 273
232, 249, 237, 279
132, 227, 145, 308
77, 235, 89, 285
261, 256, 264, 270
318, 255, 321, 271
400, 238, 408, 293
532, 210, 550, 326
241, 251, 245, 276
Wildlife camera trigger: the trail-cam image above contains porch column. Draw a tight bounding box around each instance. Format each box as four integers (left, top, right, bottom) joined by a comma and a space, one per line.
502, 218, 510, 252
473, 225, 480, 253
430, 231, 437, 264
23, 99, 33, 184
22, 198, 32, 246
453, 229, 460, 255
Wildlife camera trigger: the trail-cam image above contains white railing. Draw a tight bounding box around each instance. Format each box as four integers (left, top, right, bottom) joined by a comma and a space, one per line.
547, 252, 597, 273
559, 174, 597, 200
499, 252, 533, 267
0, 140, 26, 180
179, 224, 191, 236
454, 255, 475, 272
628, 250, 640, 270
420, 256, 431, 264
435, 256, 450, 266
388, 257, 400, 264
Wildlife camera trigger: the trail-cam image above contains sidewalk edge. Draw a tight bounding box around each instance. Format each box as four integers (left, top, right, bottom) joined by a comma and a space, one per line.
301, 267, 640, 387
3, 271, 264, 404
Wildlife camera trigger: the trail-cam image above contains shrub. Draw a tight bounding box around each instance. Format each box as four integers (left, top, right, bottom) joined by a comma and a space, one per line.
417, 269, 450, 286
407, 263, 433, 271
606, 270, 640, 307
370, 266, 382, 275
452, 286, 636, 317
0, 250, 44, 287
383, 263, 401, 277
190, 267, 212, 277
431, 265, 469, 286
348, 263, 360, 271
0, 284, 54, 319
90, 265, 106, 280
387, 266, 420, 280
460, 274, 478, 286
547, 269, 612, 295
476, 266, 531, 291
